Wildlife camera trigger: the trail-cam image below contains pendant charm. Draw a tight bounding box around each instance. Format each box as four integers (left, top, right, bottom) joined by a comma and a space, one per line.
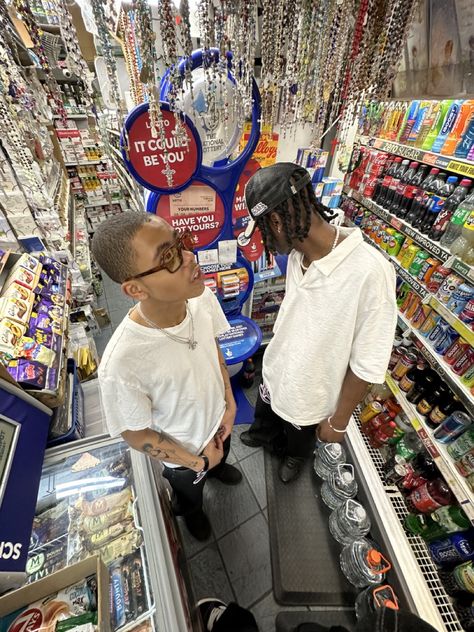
189, 340, 198, 350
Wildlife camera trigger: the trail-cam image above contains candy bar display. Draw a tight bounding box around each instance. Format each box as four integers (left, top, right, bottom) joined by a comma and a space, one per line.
0, 251, 68, 394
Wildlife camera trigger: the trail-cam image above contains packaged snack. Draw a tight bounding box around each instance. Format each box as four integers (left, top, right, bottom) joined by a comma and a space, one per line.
16, 336, 56, 367
88, 523, 131, 549
15, 253, 42, 273
0, 296, 32, 325
81, 488, 132, 517
55, 612, 97, 632
26, 541, 68, 581
37, 300, 64, 321
5, 265, 39, 290
29, 312, 64, 336
0, 318, 26, 355
31, 500, 70, 547
7, 359, 47, 388
1, 281, 33, 302
97, 529, 142, 566
81, 502, 133, 535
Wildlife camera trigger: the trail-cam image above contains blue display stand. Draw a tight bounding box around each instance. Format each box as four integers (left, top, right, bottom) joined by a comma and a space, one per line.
0, 378, 52, 592
121, 49, 263, 423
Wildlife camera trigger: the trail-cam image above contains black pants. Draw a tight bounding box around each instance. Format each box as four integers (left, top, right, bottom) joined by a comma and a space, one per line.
249, 386, 317, 458
163, 436, 231, 516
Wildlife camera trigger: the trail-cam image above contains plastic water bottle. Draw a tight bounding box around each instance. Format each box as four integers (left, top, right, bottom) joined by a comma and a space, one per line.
313, 443, 347, 480
321, 464, 358, 510
450, 210, 474, 260
440, 191, 474, 249
329, 499, 371, 545
355, 584, 399, 620
340, 538, 392, 588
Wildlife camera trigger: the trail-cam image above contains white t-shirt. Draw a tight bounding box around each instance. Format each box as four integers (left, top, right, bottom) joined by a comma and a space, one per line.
263, 227, 397, 426
98, 287, 230, 466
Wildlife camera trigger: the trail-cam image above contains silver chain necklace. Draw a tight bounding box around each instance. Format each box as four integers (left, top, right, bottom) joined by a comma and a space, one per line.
136, 302, 197, 350
301, 225, 340, 272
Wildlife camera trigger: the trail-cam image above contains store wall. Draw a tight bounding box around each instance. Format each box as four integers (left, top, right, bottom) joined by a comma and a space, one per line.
274, 123, 315, 163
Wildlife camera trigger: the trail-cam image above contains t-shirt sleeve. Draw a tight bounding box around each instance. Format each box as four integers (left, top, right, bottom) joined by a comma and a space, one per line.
99, 376, 152, 438
203, 286, 231, 337
350, 264, 397, 383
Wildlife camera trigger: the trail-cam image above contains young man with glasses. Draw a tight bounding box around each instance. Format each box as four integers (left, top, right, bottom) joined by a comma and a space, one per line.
92, 212, 241, 541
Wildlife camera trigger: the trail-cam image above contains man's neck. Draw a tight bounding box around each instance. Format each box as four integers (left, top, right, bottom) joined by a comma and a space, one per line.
297, 220, 339, 265
131, 298, 187, 329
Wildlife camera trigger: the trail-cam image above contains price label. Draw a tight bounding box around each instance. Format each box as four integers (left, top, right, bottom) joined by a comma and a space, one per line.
417, 426, 440, 459
446, 160, 474, 178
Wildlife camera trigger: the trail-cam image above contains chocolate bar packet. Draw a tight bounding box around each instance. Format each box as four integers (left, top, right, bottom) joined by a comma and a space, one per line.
7, 359, 47, 389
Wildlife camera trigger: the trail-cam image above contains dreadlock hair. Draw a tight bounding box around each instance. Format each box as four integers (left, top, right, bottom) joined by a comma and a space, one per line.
91, 212, 153, 284
256, 178, 337, 265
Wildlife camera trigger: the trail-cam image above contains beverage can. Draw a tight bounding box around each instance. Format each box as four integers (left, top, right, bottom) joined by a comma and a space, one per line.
405, 295, 421, 320
434, 411, 472, 444
453, 561, 474, 594
459, 298, 474, 324
446, 283, 474, 316
455, 449, 474, 477
444, 338, 470, 366
447, 427, 474, 460
453, 348, 474, 375
436, 273, 463, 305
419, 312, 441, 337
384, 463, 408, 485
409, 251, 430, 276
411, 304, 431, 329
435, 327, 459, 355
417, 258, 439, 284
428, 319, 450, 345
401, 244, 421, 270
382, 227, 395, 252
397, 239, 413, 262
359, 401, 383, 423
426, 266, 451, 293
461, 364, 474, 387
392, 351, 418, 380
387, 232, 405, 257
429, 534, 474, 567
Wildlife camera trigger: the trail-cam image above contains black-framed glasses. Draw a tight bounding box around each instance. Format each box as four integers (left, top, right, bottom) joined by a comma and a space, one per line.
125, 230, 196, 281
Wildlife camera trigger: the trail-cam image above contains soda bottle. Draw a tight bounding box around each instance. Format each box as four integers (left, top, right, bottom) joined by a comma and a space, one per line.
405, 513, 448, 541
355, 585, 399, 620
455, 111, 474, 159
432, 506, 471, 535
391, 161, 419, 215
440, 191, 474, 248
431, 100, 464, 154
406, 478, 453, 513
441, 100, 474, 156
440, 560, 474, 596
329, 499, 371, 545
421, 175, 458, 234
320, 463, 358, 510
397, 164, 429, 219
313, 443, 347, 480
384, 159, 409, 209
374, 156, 401, 206
427, 393, 460, 429
372, 154, 396, 203
413, 172, 447, 230
430, 178, 472, 241
421, 100, 453, 150
405, 168, 440, 226
340, 538, 391, 588
429, 532, 474, 567
450, 210, 474, 260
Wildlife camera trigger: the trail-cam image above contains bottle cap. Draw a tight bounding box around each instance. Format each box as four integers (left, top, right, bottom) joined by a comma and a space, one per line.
460, 179, 472, 186
447, 176, 459, 183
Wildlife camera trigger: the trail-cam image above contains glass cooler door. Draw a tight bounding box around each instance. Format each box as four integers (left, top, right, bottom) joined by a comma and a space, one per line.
26, 436, 196, 632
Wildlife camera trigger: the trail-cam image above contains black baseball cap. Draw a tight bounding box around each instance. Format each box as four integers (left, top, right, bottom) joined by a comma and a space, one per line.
238, 162, 312, 246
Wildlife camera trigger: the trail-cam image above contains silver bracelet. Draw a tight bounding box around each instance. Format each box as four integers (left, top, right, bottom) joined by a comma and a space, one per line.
327, 416, 348, 434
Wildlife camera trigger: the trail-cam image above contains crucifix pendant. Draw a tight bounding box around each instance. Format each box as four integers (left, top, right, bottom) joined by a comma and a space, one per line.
189, 340, 198, 350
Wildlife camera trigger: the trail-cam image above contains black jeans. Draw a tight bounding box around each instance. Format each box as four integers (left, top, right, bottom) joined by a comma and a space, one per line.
249, 385, 317, 458
163, 436, 231, 516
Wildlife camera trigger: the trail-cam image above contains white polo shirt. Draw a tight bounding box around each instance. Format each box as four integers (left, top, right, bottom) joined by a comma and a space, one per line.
98, 287, 230, 466
262, 227, 397, 426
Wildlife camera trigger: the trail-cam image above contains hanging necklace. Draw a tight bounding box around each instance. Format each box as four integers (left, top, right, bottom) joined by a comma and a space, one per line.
136, 303, 197, 350
301, 225, 340, 272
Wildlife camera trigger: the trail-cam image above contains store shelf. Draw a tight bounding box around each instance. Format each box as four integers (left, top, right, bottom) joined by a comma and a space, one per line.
65, 160, 104, 167
347, 413, 462, 632
53, 113, 89, 120
428, 295, 474, 346
107, 127, 121, 137
358, 135, 474, 179
398, 311, 474, 417
343, 186, 474, 283
385, 373, 474, 525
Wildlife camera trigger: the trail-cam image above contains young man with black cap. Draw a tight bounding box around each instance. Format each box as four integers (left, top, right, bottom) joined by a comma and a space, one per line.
239, 162, 397, 483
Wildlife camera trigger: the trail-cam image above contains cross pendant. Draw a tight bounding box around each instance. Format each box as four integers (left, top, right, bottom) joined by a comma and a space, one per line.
189, 340, 198, 350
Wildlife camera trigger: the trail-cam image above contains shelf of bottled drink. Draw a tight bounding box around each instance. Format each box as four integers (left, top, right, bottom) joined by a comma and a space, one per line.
397, 311, 474, 417
342, 186, 474, 285
357, 136, 474, 180
385, 373, 474, 525
347, 415, 462, 632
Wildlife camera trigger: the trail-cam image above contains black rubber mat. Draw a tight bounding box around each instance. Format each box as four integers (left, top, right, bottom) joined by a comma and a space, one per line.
275, 610, 356, 632
265, 452, 358, 606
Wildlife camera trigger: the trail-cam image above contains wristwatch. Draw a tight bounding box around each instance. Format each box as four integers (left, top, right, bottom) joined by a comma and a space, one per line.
201, 455, 210, 472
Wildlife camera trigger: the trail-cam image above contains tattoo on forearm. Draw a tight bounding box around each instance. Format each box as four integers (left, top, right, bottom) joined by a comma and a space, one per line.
141, 432, 200, 469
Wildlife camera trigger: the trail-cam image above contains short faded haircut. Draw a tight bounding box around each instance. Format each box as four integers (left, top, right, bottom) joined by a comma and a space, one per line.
91, 212, 152, 283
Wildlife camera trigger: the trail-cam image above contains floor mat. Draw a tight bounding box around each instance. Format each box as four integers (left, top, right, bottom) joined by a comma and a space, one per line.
265, 452, 358, 606
275, 609, 356, 632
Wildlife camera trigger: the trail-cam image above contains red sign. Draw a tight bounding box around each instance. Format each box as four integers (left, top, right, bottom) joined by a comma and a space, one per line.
232, 159, 264, 262
156, 181, 225, 249
126, 108, 199, 191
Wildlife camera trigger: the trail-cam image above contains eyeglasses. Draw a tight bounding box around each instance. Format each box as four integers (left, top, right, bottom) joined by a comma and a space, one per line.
125, 230, 196, 281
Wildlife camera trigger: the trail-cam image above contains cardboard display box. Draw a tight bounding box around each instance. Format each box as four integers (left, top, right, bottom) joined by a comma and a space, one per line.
0, 556, 110, 632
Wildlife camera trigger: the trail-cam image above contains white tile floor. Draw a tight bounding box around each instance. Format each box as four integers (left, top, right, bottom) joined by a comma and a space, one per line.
93, 274, 331, 632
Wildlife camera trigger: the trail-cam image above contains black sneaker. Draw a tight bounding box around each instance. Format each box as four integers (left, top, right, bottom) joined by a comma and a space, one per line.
198, 598, 227, 631
239, 430, 264, 448
279, 456, 305, 484
184, 509, 212, 541
208, 464, 242, 485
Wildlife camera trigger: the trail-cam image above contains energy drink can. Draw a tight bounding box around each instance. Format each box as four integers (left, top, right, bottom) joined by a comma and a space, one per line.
434, 411, 473, 444
447, 283, 474, 316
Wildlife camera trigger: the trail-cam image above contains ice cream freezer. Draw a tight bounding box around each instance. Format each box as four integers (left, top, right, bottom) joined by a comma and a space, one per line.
25, 435, 202, 632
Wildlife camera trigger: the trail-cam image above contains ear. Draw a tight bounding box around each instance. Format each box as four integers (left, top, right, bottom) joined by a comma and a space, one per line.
121, 280, 149, 301
269, 211, 283, 233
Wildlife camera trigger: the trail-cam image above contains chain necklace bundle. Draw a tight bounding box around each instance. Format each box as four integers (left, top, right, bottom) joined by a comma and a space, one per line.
137, 302, 197, 351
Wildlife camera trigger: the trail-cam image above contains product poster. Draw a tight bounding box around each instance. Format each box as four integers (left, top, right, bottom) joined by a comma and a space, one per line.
201, 260, 250, 314
155, 182, 226, 249
239, 123, 279, 167
232, 158, 264, 262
